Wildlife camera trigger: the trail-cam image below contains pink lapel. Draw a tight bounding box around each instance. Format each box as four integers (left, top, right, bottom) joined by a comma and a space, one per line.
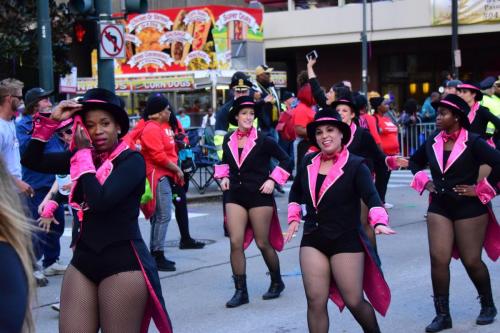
95, 141, 129, 185
227, 128, 258, 168
346, 122, 356, 148
317, 148, 349, 206
239, 127, 258, 167
468, 102, 479, 124
306, 148, 349, 209
306, 154, 321, 209
444, 128, 468, 173
431, 132, 445, 173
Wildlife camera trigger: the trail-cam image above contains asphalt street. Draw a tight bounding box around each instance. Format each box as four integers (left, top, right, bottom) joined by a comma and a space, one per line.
33, 171, 500, 332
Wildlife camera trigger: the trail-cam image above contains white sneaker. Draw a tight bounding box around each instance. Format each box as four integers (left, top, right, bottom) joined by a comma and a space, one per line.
384, 202, 394, 209
43, 261, 67, 276
33, 270, 49, 287
51, 303, 60, 312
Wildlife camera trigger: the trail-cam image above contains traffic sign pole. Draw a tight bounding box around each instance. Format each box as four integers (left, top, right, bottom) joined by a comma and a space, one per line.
95, 0, 115, 92
37, 0, 55, 93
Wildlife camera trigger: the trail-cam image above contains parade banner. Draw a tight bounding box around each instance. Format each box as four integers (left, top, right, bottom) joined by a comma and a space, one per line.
115, 5, 264, 74
432, 0, 500, 25
77, 75, 195, 94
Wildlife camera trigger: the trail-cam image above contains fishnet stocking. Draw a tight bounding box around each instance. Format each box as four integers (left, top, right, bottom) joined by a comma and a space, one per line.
249, 206, 280, 273
98, 271, 148, 333
330, 252, 380, 332
226, 203, 248, 275
59, 265, 99, 333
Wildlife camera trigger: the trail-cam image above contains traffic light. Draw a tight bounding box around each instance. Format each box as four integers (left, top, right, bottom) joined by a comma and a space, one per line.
68, 0, 94, 15
73, 19, 98, 48
125, 0, 148, 14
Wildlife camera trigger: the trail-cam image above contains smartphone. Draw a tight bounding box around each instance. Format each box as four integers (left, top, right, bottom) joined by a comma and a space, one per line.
306, 50, 318, 61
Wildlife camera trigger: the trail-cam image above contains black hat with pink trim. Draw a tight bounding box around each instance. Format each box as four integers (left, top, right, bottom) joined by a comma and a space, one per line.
457, 83, 483, 101
78, 88, 129, 137
331, 96, 359, 118
228, 95, 260, 126
307, 108, 351, 147
431, 93, 471, 129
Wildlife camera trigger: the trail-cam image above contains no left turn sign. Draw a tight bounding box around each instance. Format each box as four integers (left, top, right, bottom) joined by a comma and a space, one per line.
99, 23, 125, 59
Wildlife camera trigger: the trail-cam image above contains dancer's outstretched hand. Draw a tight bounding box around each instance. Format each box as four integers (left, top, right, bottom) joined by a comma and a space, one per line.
375, 225, 396, 235
284, 221, 299, 243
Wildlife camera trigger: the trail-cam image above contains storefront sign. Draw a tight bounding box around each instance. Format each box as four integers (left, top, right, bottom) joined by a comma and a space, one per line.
127, 13, 173, 32
432, 0, 500, 25
116, 5, 263, 74
77, 75, 195, 94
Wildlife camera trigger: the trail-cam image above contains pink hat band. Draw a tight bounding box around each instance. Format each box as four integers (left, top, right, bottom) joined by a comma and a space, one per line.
440, 100, 461, 111
315, 117, 340, 122
457, 84, 479, 91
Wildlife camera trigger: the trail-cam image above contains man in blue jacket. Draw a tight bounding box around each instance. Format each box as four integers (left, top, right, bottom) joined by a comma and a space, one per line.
16, 87, 67, 286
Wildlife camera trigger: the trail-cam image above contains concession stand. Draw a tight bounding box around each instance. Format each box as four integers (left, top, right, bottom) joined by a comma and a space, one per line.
76, 5, 287, 126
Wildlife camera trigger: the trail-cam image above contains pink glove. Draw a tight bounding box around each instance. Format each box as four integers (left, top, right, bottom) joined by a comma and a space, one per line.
70, 148, 96, 182
40, 200, 59, 219
32, 113, 60, 142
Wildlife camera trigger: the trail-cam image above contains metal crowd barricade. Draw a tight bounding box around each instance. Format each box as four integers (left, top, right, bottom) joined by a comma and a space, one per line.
399, 122, 436, 157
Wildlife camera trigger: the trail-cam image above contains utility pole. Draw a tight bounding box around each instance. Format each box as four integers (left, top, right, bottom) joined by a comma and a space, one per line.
361, 0, 368, 95
451, 0, 460, 79
37, 0, 54, 91
95, 0, 115, 91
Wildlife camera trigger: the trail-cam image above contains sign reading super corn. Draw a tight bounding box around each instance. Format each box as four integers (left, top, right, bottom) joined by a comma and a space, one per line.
432, 0, 500, 25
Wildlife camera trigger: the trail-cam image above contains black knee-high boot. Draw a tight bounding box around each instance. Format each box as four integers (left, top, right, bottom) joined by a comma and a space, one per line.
226, 274, 249, 308
476, 293, 497, 325
262, 270, 285, 300
425, 295, 452, 332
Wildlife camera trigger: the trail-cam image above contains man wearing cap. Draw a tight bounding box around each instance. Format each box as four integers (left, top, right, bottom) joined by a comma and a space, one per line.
443, 79, 462, 97
254, 65, 281, 135
16, 87, 67, 284
480, 76, 500, 141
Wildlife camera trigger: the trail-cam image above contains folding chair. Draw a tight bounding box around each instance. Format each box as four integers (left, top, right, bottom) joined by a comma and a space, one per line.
185, 128, 221, 194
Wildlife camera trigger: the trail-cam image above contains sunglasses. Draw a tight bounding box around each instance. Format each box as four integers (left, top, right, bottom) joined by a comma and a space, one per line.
57, 128, 73, 137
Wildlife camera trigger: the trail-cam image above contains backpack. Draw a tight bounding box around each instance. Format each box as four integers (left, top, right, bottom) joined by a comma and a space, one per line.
276, 109, 296, 141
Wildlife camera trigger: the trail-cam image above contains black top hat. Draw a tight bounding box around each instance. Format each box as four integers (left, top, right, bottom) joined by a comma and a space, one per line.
457, 83, 483, 101
306, 108, 351, 148
228, 96, 259, 126
143, 93, 170, 120
25, 87, 53, 110
431, 93, 471, 129
78, 88, 129, 138
331, 96, 359, 117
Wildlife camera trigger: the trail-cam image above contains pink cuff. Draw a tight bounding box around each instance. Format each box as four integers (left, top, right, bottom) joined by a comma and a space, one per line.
410, 171, 430, 195
288, 202, 302, 224
385, 156, 399, 170
40, 200, 59, 218
487, 138, 496, 148
70, 148, 96, 182
270, 166, 290, 186
476, 178, 496, 204
368, 207, 388, 227
32, 113, 60, 142
214, 164, 229, 179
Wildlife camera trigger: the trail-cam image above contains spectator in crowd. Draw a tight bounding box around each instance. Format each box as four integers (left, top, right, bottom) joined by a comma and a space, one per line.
420, 92, 440, 123
277, 90, 296, 175
189, 100, 201, 113
399, 98, 421, 156
443, 79, 462, 97
293, 81, 316, 172
0, 157, 35, 333
371, 96, 400, 209
355, 93, 382, 148
201, 106, 216, 129
16, 87, 67, 286
384, 93, 399, 124
178, 107, 191, 129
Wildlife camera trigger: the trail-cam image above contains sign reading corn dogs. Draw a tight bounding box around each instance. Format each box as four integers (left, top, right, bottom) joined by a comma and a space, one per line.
77, 75, 195, 93
115, 5, 263, 74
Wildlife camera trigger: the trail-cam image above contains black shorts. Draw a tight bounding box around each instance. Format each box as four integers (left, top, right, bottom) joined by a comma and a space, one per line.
428, 193, 488, 221
226, 187, 274, 210
71, 240, 141, 284
300, 229, 364, 258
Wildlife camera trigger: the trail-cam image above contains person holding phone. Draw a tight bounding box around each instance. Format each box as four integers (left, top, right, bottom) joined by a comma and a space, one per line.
215, 96, 291, 308
285, 107, 395, 333
21, 89, 172, 333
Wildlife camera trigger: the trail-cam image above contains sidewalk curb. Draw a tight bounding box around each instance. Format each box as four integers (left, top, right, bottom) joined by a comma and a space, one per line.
186, 192, 223, 203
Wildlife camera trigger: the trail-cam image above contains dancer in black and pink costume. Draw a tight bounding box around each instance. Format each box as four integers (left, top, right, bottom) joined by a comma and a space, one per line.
409, 93, 500, 332
21, 89, 172, 333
